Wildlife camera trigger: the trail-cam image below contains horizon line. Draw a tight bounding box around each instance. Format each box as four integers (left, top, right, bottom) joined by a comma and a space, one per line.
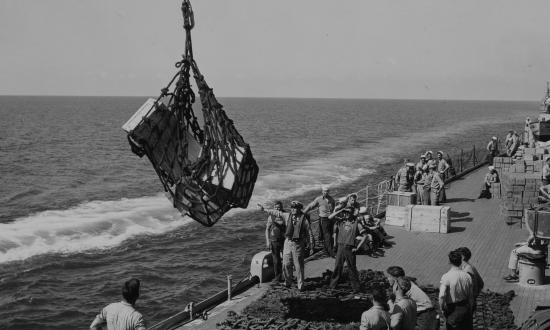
0, 93, 537, 103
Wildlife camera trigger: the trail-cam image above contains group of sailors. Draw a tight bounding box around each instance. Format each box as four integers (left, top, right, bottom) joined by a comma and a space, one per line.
486, 130, 521, 165
360, 247, 483, 330
258, 185, 485, 330
394, 150, 453, 206
258, 187, 391, 292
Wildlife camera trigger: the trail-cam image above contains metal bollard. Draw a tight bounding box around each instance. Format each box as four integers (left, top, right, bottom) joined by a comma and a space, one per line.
227, 275, 232, 301
189, 302, 194, 320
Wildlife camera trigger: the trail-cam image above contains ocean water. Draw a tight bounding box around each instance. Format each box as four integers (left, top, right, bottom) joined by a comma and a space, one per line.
0, 95, 535, 329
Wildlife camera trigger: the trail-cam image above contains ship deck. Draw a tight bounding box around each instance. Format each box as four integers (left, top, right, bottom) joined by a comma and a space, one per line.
175, 166, 550, 329
306, 166, 550, 327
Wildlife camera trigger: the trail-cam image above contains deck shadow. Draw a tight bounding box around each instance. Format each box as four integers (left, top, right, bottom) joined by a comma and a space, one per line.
450, 217, 473, 224
448, 226, 466, 233
445, 197, 476, 203
450, 211, 470, 218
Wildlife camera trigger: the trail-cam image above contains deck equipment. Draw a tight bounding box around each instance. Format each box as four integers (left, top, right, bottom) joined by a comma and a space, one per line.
123, 0, 259, 226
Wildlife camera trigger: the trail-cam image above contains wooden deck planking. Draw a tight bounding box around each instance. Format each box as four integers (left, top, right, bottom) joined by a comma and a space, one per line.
305, 167, 550, 326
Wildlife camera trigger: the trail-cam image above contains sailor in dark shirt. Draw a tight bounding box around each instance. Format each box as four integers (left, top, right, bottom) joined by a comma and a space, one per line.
261, 201, 286, 282
328, 203, 367, 292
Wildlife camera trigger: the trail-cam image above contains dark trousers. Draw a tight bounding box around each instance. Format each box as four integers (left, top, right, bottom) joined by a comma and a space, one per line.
319, 217, 334, 257
417, 308, 438, 330
329, 244, 360, 292
270, 240, 284, 280
439, 187, 446, 203
444, 301, 472, 330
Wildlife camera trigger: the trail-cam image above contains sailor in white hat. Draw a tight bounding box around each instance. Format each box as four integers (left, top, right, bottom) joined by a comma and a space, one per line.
486, 136, 499, 165
257, 200, 314, 290
480, 165, 499, 198
416, 153, 427, 172
425, 151, 437, 168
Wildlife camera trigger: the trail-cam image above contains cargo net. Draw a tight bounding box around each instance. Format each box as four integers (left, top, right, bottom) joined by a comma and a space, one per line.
125, 0, 258, 226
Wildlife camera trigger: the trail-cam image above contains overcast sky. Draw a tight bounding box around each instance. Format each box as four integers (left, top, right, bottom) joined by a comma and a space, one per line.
1, 0, 549, 100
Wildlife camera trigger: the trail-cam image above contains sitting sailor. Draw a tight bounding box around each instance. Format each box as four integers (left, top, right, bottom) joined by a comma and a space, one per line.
503, 234, 548, 282
479, 165, 499, 199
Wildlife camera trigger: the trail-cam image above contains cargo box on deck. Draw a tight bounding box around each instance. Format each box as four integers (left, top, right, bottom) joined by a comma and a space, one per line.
404, 205, 451, 233
387, 191, 416, 207
385, 205, 409, 227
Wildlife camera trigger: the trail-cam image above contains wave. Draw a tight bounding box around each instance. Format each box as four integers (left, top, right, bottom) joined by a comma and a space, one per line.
0, 196, 190, 263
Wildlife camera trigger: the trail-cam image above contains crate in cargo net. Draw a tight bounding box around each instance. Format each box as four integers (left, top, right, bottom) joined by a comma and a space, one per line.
404, 205, 451, 233
386, 191, 416, 206
384, 205, 409, 227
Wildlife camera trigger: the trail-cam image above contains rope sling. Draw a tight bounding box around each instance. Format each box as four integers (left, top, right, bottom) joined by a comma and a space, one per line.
124, 0, 259, 226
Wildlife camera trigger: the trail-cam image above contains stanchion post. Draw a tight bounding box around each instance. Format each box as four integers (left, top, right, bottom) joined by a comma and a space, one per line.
227, 275, 232, 301
366, 185, 369, 208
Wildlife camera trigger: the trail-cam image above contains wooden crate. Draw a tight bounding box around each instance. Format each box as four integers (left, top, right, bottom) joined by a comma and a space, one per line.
404, 205, 451, 233
387, 191, 416, 207
384, 205, 409, 227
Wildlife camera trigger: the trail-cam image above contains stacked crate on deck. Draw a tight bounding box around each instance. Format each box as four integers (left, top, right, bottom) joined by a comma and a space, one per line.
490, 182, 502, 199
492, 156, 512, 172
521, 147, 548, 172
499, 170, 543, 220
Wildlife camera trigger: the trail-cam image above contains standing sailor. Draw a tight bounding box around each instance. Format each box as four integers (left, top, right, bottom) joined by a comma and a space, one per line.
506, 132, 520, 157
429, 164, 445, 206
425, 151, 437, 168
419, 165, 432, 205
395, 159, 414, 192
504, 130, 514, 151
260, 201, 286, 282
90, 278, 146, 330
416, 154, 427, 172
304, 186, 336, 257
439, 251, 474, 330
259, 201, 314, 291
486, 136, 499, 165
436, 151, 450, 203
328, 202, 367, 292
414, 160, 425, 205
386, 266, 437, 330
